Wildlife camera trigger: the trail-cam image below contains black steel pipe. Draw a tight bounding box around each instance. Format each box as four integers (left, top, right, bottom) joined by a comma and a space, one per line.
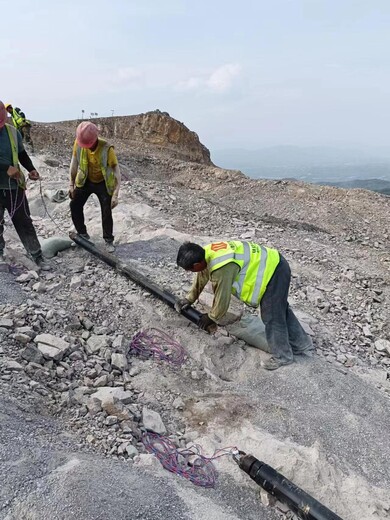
237, 453, 343, 520
69, 233, 203, 325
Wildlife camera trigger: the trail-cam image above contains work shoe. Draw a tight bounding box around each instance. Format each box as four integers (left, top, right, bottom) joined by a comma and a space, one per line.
105, 241, 115, 253
262, 357, 293, 371
78, 233, 91, 240
295, 347, 315, 357
34, 255, 52, 271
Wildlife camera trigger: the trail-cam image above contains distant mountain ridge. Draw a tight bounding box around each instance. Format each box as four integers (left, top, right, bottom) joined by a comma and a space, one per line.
212, 146, 390, 190
318, 178, 390, 195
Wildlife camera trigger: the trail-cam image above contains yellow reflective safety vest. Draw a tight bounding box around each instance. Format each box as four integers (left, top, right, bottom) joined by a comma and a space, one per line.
75, 139, 117, 196
204, 240, 280, 307
11, 108, 29, 130
5, 124, 26, 189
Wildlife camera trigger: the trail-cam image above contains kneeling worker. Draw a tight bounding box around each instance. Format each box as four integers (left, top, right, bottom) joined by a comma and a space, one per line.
175, 240, 313, 370
69, 122, 121, 252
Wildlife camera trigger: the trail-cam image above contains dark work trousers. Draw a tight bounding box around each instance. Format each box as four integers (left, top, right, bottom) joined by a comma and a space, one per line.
70, 180, 114, 242
0, 188, 42, 259
260, 255, 313, 362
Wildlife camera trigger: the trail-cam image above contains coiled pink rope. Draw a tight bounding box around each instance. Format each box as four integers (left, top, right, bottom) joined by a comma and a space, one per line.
142, 432, 237, 488
129, 328, 186, 366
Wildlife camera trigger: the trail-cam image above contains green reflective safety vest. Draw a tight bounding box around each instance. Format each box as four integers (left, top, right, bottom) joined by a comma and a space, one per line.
5, 124, 26, 189
11, 108, 29, 130
204, 240, 280, 307
75, 139, 117, 195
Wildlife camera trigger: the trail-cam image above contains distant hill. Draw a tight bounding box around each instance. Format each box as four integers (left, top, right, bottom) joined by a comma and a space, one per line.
212, 146, 390, 188
318, 178, 390, 195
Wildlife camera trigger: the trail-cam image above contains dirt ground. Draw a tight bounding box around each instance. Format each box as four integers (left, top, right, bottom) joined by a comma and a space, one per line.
1, 123, 390, 519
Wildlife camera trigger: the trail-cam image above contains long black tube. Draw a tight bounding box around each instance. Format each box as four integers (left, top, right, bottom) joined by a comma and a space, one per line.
237, 454, 343, 520
69, 233, 203, 325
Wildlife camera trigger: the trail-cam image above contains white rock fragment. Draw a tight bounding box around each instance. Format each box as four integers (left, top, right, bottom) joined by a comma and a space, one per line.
375, 339, 390, 356
34, 333, 69, 361
86, 335, 109, 354
142, 407, 166, 434
111, 353, 128, 372
91, 387, 133, 406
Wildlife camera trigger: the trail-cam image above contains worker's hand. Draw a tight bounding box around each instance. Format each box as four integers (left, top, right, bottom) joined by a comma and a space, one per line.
28, 170, 40, 181
174, 298, 191, 313
68, 186, 75, 199
198, 313, 217, 333
7, 166, 20, 180
111, 193, 119, 209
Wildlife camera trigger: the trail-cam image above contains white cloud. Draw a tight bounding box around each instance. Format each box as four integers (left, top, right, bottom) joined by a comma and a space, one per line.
176, 63, 241, 93
109, 63, 242, 95
207, 64, 242, 92
114, 67, 145, 87
176, 76, 203, 91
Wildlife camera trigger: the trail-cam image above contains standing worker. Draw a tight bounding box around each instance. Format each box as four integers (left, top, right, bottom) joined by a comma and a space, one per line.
175, 240, 313, 370
5, 103, 34, 151
0, 101, 48, 269
69, 122, 121, 253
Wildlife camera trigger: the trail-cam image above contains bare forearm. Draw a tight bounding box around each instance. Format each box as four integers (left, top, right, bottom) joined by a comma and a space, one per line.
69, 156, 78, 186
113, 164, 121, 194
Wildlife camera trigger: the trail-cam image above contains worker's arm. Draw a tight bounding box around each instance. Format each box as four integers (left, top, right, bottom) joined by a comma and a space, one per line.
108, 146, 120, 207
208, 263, 240, 322
186, 268, 210, 303
18, 150, 35, 172
68, 142, 79, 198
69, 140, 78, 188
113, 164, 121, 192
111, 164, 121, 207
69, 155, 78, 185
16, 131, 35, 172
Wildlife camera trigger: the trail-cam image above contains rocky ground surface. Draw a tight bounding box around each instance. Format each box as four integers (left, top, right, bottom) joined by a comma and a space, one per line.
1, 115, 390, 519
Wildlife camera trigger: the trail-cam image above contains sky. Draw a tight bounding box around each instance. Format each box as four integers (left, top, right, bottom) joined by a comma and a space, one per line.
2, 0, 390, 150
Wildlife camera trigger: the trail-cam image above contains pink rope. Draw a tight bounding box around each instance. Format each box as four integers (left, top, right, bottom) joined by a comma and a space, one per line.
129, 328, 186, 366
142, 432, 237, 488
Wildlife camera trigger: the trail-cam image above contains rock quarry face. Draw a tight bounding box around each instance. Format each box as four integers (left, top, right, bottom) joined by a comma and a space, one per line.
32, 110, 212, 165
0, 114, 390, 520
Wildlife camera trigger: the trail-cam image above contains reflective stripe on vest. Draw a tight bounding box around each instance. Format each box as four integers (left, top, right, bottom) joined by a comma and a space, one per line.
204, 240, 280, 306
209, 250, 245, 269
251, 245, 268, 305
11, 108, 26, 129
5, 124, 26, 189
75, 139, 116, 195
232, 241, 251, 294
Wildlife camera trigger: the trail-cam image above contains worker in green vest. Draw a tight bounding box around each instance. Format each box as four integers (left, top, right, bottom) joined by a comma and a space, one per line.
69, 121, 121, 252
5, 103, 34, 151
0, 101, 48, 269
175, 240, 313, 370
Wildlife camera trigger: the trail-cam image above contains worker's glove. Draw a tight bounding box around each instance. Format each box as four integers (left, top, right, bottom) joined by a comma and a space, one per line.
7, 166, 20, 180
111, 193, 119, 209
174, 298, 191, 313
68, 186, 75, 199
198, 313, 217, 333
28, 170, 40, 181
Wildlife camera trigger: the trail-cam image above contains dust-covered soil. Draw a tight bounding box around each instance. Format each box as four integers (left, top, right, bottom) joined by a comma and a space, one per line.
1, 120, 390, 520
